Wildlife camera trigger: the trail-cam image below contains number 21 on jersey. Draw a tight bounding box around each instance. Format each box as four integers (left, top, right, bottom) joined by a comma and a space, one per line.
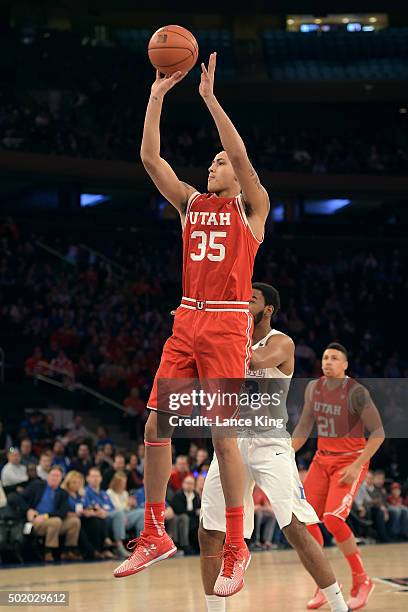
190, 231, 226, 262
317, 415, 337, 437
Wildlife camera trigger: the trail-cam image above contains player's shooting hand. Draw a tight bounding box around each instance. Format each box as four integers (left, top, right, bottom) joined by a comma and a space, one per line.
199, 52, 216, 100
338, 461, 361, 485
151, 70, 187, 98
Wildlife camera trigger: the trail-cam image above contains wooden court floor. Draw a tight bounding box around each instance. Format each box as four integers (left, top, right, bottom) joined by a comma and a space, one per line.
1, 543, 407, 611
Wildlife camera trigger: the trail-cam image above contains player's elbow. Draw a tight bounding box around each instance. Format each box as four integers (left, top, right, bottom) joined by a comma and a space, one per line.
140, 150, 155, 169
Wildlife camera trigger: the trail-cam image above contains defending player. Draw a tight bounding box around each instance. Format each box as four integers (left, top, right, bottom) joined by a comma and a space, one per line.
292, 343, 384, 610
114, 53, 269, 597
200, 284, 352, 612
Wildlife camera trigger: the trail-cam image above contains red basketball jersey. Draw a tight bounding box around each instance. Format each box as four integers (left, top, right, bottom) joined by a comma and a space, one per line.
311, 376, 366, 453
182, 192, 262, 301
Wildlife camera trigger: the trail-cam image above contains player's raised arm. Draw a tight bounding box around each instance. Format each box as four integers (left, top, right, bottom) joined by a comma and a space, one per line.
199, 53, 269, 240
292, 381, 316, 452
140, 70, 197, 214
250, 335, 294, 371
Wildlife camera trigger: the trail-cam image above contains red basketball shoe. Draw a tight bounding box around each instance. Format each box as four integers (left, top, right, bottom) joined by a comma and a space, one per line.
306, 587, 327, 609
347, 577, 375, 610
113, 532, 177, 578
213, 543, 251, 597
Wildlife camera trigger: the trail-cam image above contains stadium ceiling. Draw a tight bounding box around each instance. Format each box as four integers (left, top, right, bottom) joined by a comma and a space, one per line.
5, 0, 393, 14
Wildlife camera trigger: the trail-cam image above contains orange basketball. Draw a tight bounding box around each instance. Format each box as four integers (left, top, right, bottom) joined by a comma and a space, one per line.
148, 25, 199, 75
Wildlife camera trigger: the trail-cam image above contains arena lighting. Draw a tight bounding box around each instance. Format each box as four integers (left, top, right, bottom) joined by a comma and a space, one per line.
272, 204, 285, 222
305, 199, 351, 215
369, 17, 377, 23
400, 108, 408, 114
347, 23, 362, 32
80, 193, 110, 207
287, 19, 294, 25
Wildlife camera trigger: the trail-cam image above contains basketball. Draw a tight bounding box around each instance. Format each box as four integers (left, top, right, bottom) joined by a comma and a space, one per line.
148, 25, 199, 75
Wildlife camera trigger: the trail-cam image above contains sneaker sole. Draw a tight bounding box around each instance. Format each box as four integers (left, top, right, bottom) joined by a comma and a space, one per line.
214, 553, 252, 598
113, 546, 178, 578
348, 582, 375, 611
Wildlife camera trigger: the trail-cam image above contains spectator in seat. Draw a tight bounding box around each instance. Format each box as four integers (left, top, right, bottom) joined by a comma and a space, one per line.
19, 466, 81, 562
102, 453, 128, 490
1, 447, 28, 494
367, 470, 391, 542
135, 443, 145, 478
123, 387, 146, 440
100, 442, 115, 470
191, 448, 209, 474
19, 412, 44, 445
41, 414, 59, 447
25, 347, 48, 377
387, 482, 408, 540
63, 415, 90, 446
253, 485, 276, 550
126, 453, 144, 491
168, 475, 200, 554
168, 455, 192, 497
195, 474, 206, 498
52, 440, 71, 474
37, 451, 53, 480
95, 426, 115, 451
84, 467, 128, 559
354, 470, 374, 519
69, 443, 93, 476
20, 438, 38, 466
50, 350, 75, 386
106, 471, 144, 538
61, 470, 113, 560
0, 481, 7, 507
188, 442, 198, 467
27, 463, 40, 483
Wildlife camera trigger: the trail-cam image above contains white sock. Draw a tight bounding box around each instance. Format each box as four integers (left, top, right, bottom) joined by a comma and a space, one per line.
322, 582, 348, 612
205, 594, 226, 611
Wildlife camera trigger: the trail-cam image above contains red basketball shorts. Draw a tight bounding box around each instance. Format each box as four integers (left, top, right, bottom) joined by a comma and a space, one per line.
147, 298, 254, 417
303, 450, 369, 522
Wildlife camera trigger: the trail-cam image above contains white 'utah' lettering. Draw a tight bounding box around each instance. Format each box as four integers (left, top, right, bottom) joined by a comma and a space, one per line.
189, 211, 231, 226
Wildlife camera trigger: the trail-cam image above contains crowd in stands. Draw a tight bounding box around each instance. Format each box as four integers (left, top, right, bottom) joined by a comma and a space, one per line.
1, 23, 408, 174
1, 413, 408, 564
1, 217, 407, 420
1, 85, 408, 176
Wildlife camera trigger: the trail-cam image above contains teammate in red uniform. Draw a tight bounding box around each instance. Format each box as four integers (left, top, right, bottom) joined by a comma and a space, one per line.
292, 343, 384, 610
114, 53, 269, 597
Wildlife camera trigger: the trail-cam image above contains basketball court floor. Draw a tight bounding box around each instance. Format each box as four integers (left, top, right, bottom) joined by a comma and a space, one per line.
1, 543, 407, 611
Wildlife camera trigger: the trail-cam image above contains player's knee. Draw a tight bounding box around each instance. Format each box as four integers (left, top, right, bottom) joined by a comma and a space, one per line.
282, 514, 305, 545
144, 412, 170, 444
198, 522, 224, 553
323, 514, 352, 542
211, 436, 236, 460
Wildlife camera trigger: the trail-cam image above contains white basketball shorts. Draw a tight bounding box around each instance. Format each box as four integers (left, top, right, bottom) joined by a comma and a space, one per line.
200, 436, 319, 538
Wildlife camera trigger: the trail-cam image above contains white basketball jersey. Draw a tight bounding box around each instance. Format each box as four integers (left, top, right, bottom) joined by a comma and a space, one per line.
248, 328, 293, 380
240, 328, 293, 435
